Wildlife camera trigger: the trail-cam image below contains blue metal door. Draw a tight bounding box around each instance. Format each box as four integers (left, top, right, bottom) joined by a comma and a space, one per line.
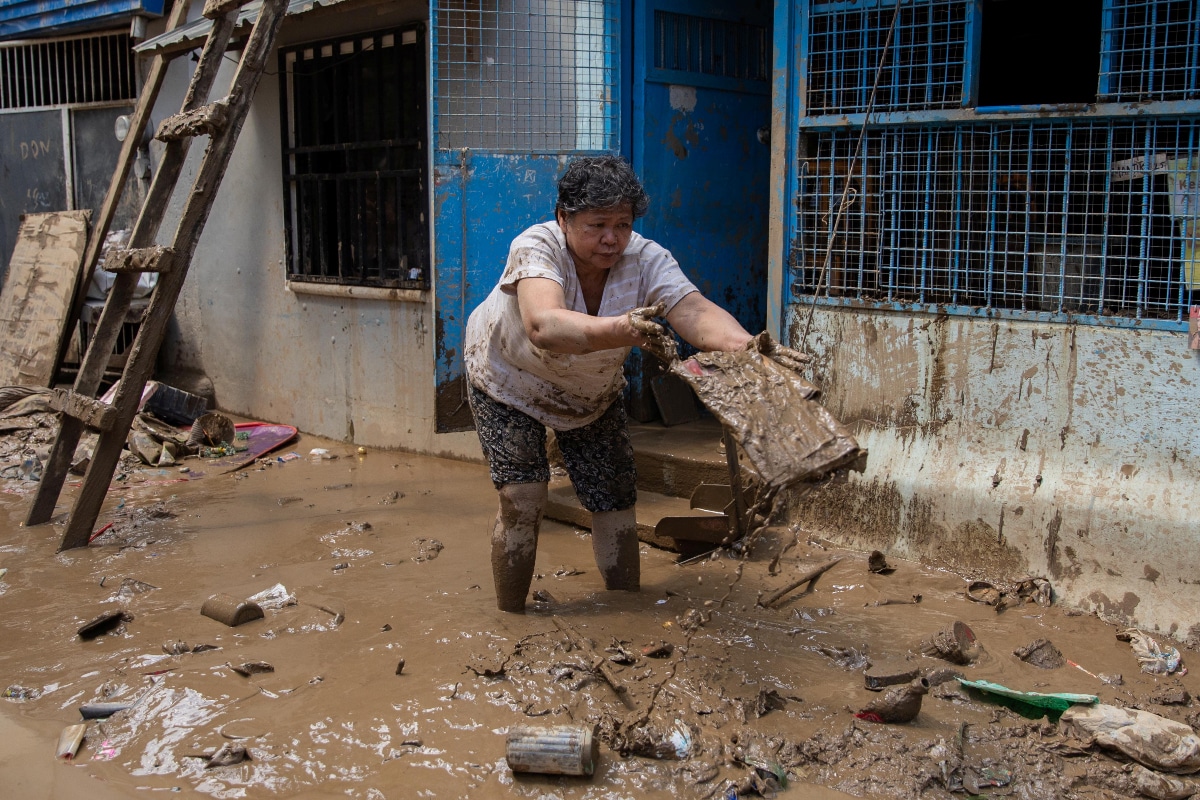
432, 1, 620, 431
633, 0, 773, 335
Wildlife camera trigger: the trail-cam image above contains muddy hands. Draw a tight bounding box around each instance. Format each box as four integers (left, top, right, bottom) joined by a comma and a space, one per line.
746, 331, 811, 372
627, 303, 678, 364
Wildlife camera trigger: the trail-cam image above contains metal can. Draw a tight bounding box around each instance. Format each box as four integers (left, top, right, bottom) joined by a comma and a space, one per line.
505, 723, 599, 776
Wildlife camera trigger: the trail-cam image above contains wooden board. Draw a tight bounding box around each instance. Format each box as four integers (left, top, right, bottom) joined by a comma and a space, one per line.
0, 211, 90, 386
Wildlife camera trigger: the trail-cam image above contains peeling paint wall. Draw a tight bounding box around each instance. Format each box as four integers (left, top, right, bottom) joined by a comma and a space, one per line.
152, 2, 483, 462
782, 305, 1200, 643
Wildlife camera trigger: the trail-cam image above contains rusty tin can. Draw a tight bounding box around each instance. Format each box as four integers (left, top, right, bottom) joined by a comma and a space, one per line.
505, 723, 599, 776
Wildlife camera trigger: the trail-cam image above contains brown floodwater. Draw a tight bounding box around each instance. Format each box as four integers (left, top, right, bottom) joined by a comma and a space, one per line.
1, 429, 1196, 799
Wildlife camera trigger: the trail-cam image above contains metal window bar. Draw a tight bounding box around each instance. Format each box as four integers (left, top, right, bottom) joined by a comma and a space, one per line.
792, 117, 1200, 326
279, 26, 430, 287
653, 10, 768, 81
1099, 0, 1200, 102
806, 0, 968, 115
0, 31, 135, 111
434, 0, 618, 151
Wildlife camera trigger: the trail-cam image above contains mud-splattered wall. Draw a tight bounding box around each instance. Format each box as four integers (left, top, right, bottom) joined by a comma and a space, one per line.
783, 305, 1199, 643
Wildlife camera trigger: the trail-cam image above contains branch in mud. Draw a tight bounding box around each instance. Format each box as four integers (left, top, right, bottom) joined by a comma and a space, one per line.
464, 631, 547, 678
756, 558, 843, 609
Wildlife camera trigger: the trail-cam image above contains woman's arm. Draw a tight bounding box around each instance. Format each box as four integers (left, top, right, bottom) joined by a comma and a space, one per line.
666, 291, 754, 352
516, 277, 646, 354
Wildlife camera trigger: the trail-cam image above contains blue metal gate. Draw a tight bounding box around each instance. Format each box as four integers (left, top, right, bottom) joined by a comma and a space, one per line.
432, 0, 619, 431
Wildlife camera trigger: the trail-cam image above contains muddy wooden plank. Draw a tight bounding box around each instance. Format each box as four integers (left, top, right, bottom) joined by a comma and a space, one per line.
0, 212, 90, 387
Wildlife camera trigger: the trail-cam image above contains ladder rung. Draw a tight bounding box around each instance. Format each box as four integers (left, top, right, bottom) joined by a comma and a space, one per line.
50, 390, 117, 431
103, 246, 175, 274
203, 0, 253, 19
155, 100, 230, 143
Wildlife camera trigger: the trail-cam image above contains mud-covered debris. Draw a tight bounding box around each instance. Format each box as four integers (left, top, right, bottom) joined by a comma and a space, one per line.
754, 688, 789, 717
864, 660, 920, 691
678, 608, 707, 635
332, 562, 349, 571
412, 538, 444, 563
967, 577, 1053, 611
531, 589, 557, 604
117, 577, 158, 597
247, 583, 296, 610
855, 677, 929, 724
924, 667, 964, 687
867, 550, 894, 574
1014, 638, 1066, 669
1118, 628, 1186, 676
605, 639, 637, 665
200, 594, 264, 627
641, 641, 674, 658
231, 661, 274, 677
77, 610, 132, 640
379, 490, 404, 505
56, 723, 87, 759
1151, 686, 1192, 706
1061, 703, 1200, 774
963, 765, 1013, 794
163, 640, 190, 655
3, 685, 39, 701
506, 723, 599, 776
549, 566, 584, 578
192, 644, 220, 653
276, 496, 303, 507
79, 701, 133, 719
206, 742, 252, 768
920, 621, 979, 665
1131, 764, 1200, 800
395, 659, 406, 676
818, 644, 869, 671
324, 482, 352, 491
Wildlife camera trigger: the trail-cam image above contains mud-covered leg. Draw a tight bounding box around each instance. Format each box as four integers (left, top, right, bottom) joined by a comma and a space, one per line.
590, 507, 640, 591
491, 482, 547, 613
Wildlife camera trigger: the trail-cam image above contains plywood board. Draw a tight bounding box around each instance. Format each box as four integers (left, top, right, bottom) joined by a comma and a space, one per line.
0, 211, 90, 386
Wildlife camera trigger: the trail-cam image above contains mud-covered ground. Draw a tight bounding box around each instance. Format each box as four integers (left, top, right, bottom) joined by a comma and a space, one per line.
1, 415, 1198, 799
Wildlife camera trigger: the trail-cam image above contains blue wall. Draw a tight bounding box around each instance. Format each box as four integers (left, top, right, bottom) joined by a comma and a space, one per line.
0, 0, 164, 39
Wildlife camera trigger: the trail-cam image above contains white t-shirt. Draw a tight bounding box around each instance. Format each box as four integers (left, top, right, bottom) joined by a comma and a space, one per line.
464, 221, 698, 430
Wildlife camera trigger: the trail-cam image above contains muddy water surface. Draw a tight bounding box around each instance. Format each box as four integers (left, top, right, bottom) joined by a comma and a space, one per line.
1, 431, 1196, 799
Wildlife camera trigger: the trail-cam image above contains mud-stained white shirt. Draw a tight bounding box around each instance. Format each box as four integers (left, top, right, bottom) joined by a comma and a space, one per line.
464, 221, 698, 431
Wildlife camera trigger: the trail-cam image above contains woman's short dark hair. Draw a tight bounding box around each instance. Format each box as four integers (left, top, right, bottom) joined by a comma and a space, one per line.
556, 155, 650, 219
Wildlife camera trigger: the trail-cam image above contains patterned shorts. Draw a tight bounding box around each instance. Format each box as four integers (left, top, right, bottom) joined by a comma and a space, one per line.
468, 385, 637, 513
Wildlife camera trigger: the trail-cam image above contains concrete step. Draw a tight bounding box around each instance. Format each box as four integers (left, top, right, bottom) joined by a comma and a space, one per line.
546, 416, 734, 552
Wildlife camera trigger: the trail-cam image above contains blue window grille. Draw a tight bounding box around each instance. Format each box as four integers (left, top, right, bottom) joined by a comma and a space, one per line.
792, 118, 1199, 325
654, 10, 768, 82
1099, 0, 1200, 102
434, 0, 617, 152
805, 0, 969, 115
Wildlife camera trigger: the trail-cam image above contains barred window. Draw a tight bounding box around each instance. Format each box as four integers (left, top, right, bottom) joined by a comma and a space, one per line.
279, 25, 429, 287
434, 0, 617, 151
0, 31, 136, 111
1099, 0, 1200, 102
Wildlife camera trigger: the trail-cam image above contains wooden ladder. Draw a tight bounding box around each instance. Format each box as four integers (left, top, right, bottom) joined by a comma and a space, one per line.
27, 0, 289, 550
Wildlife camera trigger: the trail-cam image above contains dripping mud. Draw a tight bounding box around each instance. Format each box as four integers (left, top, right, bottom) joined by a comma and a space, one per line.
0, 428, 1197, 800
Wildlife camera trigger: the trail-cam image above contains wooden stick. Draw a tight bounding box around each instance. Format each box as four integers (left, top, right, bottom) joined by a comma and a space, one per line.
552, 616, 635, 709
757, 557, 842, 608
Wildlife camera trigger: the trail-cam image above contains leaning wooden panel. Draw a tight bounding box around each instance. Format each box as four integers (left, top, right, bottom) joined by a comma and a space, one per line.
0, 211, 90, 387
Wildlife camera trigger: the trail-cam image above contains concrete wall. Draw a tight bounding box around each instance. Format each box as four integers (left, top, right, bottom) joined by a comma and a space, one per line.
782, 305, 1200, 642
149, 1, 483, 461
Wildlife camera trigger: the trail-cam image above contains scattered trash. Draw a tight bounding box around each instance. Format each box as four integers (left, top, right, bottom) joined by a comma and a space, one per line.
395, 659, 406, 676
200, 594, 265, 627
205, 742, 252, 768
55, 722, 87, 759
189, 412, 236, 449
88, 522, 115, 544
641, 641, 674, 659
247, 583, 296, 610
309, 448, 334, 461
966, 577, 1053, 611
1151, 686, 1191, 706
753, 689, 788, 718
667, 719, 693, 757
230, 661, 274, 677
1118, 628, 1186, 676
867, 550, 894, 574
379, 490, 403, 504
79, 702, 133, 720
865, 594, 921, 607
963, 765, 1013, 794
920, 621, 980, 665
863, 660, 921, 692
531, 589, 557, 604
4, 685, 39, 701
357, 446, 367, 455
163, 640, 190, 655
506, 723, 599, 776
77, 610, 132, 640
332, 562, 349, 572
412, 538, 444, 563
0, 567, 6, 581
757, 557, 842, 608
1131, 764, 1200, 800
855, 677, 929, 723
1014, 637, 1066, 669
957, 678, 1098, 713
117, 578, 158, 597
817, 644, 870, 671
278, 452, 301, 463
1061, 703, 1200, 774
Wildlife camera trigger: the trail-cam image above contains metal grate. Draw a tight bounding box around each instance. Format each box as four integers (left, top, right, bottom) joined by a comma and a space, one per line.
793, 118, 1200, 323
434, 0, 617, 151
279, 25, 430, 286
1100, 0, 1200, 102
805, 0, 968, 116
0, 31, 136, 111
654, 10, 768, 81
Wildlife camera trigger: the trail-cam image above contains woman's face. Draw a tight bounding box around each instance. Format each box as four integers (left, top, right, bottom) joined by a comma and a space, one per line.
557, 205, 634, 275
